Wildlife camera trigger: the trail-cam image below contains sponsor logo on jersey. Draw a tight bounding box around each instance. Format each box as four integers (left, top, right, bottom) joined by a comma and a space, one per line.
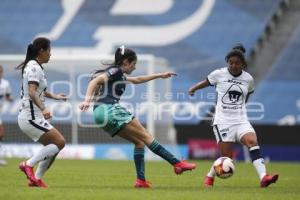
108, 68, 119, 76
227, 79, 242, 85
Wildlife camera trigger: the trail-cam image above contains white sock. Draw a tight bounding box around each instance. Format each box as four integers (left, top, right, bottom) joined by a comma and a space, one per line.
253, 158, 266, 180
27, 144, 59, 167
35, 157, 53, 180
207, 165, 216, 178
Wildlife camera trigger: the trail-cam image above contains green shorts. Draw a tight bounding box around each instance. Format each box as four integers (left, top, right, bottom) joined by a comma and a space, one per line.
93, 103, 134, 137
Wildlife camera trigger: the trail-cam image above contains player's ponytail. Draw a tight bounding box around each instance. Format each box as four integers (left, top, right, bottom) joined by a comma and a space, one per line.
16, 37, 51, 74
114, 45, 137, 66
225, 43, 247, 68
92, 45, 137, 82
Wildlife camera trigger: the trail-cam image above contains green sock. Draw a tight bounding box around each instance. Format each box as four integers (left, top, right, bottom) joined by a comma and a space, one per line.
147, 139, 180, 165
134, 148, 145, 180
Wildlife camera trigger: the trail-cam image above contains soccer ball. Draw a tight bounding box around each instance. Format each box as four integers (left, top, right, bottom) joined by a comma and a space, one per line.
213, 157, 235, 179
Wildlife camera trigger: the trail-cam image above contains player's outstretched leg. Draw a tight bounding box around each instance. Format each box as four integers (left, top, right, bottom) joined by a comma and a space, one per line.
249, 146, 279, 187
120, 119, 196, 176
147, 139, 196, 174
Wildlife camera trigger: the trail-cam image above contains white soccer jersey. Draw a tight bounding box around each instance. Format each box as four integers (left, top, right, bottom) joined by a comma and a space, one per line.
18, 60, 47, 120
207, 67, 254, 125
0, 78, 12, 109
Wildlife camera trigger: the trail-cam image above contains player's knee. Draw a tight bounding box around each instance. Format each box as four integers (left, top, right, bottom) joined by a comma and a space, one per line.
131, 137, 144, 147
56, 137, 65, 150
134, 141, 145, 148
245, 139, 257, 148
139, 132, 153, 144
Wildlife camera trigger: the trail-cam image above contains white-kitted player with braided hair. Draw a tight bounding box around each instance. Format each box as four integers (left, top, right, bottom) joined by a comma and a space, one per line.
189, 44, 279, 188
16, 37, 67, 188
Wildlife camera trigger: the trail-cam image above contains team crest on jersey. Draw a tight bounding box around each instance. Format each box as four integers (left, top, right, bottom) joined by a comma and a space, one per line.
222, 84, 244, 105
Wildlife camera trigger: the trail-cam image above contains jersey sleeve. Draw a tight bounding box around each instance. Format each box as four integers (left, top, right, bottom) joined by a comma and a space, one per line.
27, 64, 42, 84
248, 77, 255, 93
207, 69, 220, 86
106, 67, 123, 81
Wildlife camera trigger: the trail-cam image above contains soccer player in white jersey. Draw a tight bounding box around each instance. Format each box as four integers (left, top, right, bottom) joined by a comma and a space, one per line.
0, 65, 13, 166
16, 37, 66, 188
188, 44, 278, 188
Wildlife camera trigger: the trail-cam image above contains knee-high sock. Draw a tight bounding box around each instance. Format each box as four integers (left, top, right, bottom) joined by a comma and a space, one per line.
26, 144, 59, 167
207, 165, 216, 178
249, 146, 266, 180
134, 148, 145, 180
35, 153, 58, 180
147, 139, 180, 165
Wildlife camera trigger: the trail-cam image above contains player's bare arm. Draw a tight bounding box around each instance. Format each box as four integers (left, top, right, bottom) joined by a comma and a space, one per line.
28, 83, 51, 119
127, 72, 176, 84
79, 73, 108, 111
188, 79, 210, 96
28, 83, 46, 111
44, 91, 67, 101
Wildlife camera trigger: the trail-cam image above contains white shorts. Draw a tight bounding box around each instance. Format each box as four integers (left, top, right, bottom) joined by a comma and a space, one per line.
213, 122, 256, 143
18, 117, 53, 142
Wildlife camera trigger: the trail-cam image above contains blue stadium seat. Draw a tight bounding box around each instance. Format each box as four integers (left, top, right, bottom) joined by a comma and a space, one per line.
0, 0, 283, 124
250, 23, 300, 125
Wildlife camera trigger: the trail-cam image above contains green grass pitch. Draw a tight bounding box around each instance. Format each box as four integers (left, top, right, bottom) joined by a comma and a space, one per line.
0, 159, 299, 200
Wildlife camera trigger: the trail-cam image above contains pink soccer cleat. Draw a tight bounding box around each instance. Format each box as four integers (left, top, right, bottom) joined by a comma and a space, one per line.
203, 176, 214, 187
173, 160, 196, 175
19, 161, 37, 183
134, 179, 151, 188
28, 179, 48, 188
260, 174, 279, 188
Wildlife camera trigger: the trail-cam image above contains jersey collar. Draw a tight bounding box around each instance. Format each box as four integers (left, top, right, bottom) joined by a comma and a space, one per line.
34, 59, 44, 70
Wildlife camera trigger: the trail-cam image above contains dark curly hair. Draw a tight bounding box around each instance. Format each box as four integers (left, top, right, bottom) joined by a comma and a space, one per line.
225, 43, 247, 67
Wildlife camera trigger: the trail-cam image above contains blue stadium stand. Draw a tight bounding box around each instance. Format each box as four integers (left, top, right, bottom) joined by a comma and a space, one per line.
0, 0, 283, 124
249, 23, 300, 125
